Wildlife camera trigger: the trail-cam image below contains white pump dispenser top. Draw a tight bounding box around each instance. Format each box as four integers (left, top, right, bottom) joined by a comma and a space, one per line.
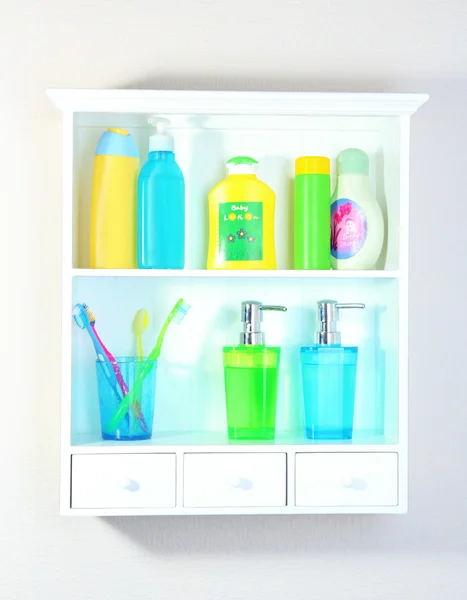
148, 116, 174, 152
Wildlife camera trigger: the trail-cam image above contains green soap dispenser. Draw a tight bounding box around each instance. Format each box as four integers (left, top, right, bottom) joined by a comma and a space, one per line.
223, 301, 287, 440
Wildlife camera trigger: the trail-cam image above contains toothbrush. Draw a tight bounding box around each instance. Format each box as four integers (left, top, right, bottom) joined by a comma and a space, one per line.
82, 304, 148, 433
72, 304, 122, 404
134, 309, 149, 360
107, 298, 190, 433
133, 309, 149, 433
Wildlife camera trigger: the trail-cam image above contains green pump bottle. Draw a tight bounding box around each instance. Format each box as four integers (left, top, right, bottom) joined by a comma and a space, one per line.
223, 300, 287, 440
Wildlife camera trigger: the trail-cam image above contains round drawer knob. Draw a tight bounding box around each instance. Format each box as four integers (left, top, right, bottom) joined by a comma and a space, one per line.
119, 477, 140, 492
341, 476, 354, 488
228, 476, 253, 491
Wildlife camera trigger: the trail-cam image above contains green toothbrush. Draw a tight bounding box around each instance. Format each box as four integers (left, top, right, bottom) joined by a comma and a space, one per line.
107, 299, 190, 433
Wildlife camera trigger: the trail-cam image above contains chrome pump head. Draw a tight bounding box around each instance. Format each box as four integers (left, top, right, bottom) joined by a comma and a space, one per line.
315, 299, 365, 345
240, 301, 287, 345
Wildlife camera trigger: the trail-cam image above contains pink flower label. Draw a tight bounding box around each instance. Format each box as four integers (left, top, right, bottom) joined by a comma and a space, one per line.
331, 198, 367, 259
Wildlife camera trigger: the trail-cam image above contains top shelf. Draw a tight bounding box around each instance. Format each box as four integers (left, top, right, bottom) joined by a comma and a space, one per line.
47, 89, 428, 117
71, 268, 400, 279
51, 90, 429, 272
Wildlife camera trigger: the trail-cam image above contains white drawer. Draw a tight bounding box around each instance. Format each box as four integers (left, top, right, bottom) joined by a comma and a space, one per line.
295, 452, 398, 507
184, 453, 286, 508
72, 454, 176, 509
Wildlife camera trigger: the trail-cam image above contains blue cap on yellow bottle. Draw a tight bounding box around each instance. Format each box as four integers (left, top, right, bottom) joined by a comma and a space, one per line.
95, 128, 139, 158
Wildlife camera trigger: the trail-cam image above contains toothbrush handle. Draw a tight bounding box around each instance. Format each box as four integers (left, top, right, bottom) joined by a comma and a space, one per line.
107, 360, 156, 432
92, 325, 148, 432
86, 327, 121, 394
92, 326, 129, 393
137, 335, 144, 361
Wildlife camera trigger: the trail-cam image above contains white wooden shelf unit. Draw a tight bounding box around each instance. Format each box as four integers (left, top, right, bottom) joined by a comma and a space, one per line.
48, 89, 427, 516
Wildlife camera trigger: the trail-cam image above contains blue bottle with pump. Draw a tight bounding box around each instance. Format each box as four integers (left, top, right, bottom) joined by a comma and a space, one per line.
300, 300, 364, 440
138, 117, 185, 269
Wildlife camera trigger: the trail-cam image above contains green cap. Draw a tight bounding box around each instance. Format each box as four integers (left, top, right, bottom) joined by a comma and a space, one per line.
226, 156, 258, 175
337, 148, 369, 175
226, 156, 258, 166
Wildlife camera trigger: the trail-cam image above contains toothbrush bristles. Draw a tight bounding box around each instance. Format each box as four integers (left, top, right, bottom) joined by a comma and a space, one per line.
72, 305, 85, 329
174, 302, 191, 324
83, 303, 96, 325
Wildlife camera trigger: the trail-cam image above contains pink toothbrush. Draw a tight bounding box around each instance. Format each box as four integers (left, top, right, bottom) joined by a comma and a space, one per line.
83, 304, 148, 432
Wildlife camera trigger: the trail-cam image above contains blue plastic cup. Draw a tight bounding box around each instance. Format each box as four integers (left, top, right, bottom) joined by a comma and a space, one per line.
96, 356, 157, 441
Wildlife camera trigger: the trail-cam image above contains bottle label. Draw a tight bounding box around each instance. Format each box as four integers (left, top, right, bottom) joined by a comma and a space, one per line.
331, 198, 367, 259
219, 202, 263, 261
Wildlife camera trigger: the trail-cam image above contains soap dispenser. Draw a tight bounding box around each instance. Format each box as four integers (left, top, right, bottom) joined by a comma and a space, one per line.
300, 300, 364, 440
137, 116, 185, 269
223, 301, 287, 440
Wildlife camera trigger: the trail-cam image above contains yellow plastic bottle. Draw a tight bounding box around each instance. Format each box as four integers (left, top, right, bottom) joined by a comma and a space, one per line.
207, 156, 276, 270
89, 128, 139, 269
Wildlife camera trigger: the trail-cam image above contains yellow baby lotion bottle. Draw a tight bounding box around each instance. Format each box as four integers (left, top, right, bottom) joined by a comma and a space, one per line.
207, 156, 276, 270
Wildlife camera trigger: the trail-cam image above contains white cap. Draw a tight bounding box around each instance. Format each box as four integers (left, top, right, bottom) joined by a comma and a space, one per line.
148, 116, 174, 152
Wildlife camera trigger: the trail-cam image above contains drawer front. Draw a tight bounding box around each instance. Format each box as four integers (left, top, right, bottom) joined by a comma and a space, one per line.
184, 453, 286, 508
72, 454, 176, 509
295, 452, 398, 507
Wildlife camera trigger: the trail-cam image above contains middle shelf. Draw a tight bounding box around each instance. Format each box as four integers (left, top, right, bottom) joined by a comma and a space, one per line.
71, 269, 400, 279
71, 431, 398, 450
70, 274, 400, 447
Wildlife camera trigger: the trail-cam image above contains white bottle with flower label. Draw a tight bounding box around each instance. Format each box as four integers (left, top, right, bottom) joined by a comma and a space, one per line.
330, 148, 384, 270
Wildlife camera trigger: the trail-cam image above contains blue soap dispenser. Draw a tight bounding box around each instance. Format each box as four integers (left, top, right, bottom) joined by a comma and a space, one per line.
300, 299, 364, 440
138, 116, 185, 269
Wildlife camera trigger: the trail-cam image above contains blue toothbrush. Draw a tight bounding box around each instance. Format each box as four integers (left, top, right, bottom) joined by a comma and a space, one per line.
72, 303, 123, 403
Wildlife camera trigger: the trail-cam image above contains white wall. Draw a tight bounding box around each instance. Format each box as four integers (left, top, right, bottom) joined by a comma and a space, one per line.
1, 0, 466, 598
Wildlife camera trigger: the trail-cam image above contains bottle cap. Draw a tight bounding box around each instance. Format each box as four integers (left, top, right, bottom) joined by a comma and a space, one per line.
148, 116, 174, 152
226, 156, 258, 175
295, 156, 330, 176
95, 128, 138, 158
107, 127, 129, 136
337, 148, 369, 175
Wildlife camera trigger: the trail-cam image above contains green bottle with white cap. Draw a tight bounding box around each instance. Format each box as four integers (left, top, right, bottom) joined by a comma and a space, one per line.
331, 148, 384, 270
